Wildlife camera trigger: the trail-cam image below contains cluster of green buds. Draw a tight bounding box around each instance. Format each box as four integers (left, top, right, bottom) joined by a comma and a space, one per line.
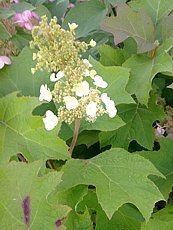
30, 16, 117, 130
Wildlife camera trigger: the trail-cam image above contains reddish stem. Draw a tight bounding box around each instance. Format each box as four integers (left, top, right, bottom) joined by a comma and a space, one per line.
69, 118, 80, 157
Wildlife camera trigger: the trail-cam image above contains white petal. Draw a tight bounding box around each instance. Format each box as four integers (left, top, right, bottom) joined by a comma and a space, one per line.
84, 69, 90, 77
56, 71, 64, 80
50, 73, 56, 82
64, 96, 78, 110
0, 60, 4, 69
83, 59, 92, 67
90, 69, 97, 78
43, 110, 58, 131
101, 93, 110, 104
89, 39, 96, 47
106, 100, 117, 118
39, 84, 52, 102
72, 81, 90, 97
93, 75, 108, 88
86, 101, 98, 118
50, 71, 64, 82
68, 22, 78, 31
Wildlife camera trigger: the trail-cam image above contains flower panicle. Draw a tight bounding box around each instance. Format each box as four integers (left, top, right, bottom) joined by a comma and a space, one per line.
30, 16, 117, 131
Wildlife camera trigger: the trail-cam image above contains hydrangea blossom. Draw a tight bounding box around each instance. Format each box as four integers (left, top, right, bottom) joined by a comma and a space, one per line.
50, 71, 64, 82
64, 96, 79, 110
43, 110, 58, 131
93, 75, 108, 88
13, 10, 40, 31
72, 81, 90, 97
39, 84, 52, 102
0, 56, 11, 69
86, 101, 98, 118
30, 16, 117, 129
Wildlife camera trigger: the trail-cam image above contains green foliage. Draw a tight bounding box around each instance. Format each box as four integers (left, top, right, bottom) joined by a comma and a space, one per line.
62, 0, 107, 38
100, 96, 164, 150
0, 161, 71, 229
123, 39, 173, 105
57, 148, 164, 220
0, 93, 69, 163
0, 47, 50, 98
101, 4, 156, 53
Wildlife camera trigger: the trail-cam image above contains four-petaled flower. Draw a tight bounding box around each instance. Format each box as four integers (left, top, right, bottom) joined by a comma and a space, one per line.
43, 110, 58, 131
72, 81, 90, 97
93, 75, 108, 88
13, 10, 40, 31
64, 96, 78, 110
39, 84, 52, 102
86, 101, 98, 118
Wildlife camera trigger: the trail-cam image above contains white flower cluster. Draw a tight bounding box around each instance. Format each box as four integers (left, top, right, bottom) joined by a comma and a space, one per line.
36, 23, 117, 131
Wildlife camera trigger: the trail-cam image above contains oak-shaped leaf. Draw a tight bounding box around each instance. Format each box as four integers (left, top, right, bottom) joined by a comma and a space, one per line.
89, 57, 134, 105
0, 161, 71, 230
57, 148, 164, 221
123, 38, 173, 105
99, 96, 164, 150
49, 185, 92, 229
141, 205, 173, 230
138, 138, 173, 199
78, 190, 144, 230
0, 47, 50, 98
101, 4, 155, 53
0, 92, 69, 164
130, 0, 173, 25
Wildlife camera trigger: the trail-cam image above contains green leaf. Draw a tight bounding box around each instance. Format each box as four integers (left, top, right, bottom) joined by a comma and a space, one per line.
0, 161, 71, 229
98, 44, 129, 66
141, 205, 173, 230
89, 57, 134, 105
156, 13, 173, 42
0, 47, 50, 98
0, 93, 69, 163
123, 39, 173, 105
45, 0, 69, 19
12, 2, 35, 13
138, 138, 173, 199
130, 0, 173, 25
75, 130, 100, 148
99, 96, 164, 150
101, 4, 155, 53
0, 22, 11, 40
106, 0, 127, 6
62, 0, 107, 38
78, 190, 144, 230
49, 185, 92, 229
58, 148, 164, 221
80, 115, 125, 132
59, 115, 125, 142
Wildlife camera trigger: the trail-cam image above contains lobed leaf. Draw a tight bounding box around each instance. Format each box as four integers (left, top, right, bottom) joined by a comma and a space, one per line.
57, 148, 164, 221
101, 4, 155, 53
0, 92, 69, 164
0, 161, 71, 229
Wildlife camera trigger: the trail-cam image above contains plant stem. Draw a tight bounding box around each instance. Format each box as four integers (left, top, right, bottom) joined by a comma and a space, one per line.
49, 160, 56, 170
69, 118, 80, 157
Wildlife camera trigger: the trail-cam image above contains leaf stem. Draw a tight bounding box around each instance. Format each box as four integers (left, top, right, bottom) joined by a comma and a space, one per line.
69, 118, 80, 157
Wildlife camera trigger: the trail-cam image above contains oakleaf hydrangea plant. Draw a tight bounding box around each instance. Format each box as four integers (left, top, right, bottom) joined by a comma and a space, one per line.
30, 16, 117, 156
